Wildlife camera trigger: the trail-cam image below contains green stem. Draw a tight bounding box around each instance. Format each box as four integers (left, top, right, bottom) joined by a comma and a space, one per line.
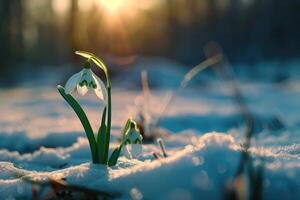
103, 86, 112, 163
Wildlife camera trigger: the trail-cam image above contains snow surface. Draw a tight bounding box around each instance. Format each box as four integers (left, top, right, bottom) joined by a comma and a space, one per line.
0, 59, 300, 199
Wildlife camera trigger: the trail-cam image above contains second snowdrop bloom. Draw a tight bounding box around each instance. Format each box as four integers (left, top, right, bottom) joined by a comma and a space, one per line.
65, 61, 107, 101
122, 121, 143, 159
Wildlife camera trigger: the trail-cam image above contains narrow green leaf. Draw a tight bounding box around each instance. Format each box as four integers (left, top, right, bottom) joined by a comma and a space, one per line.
108, 144, 123, 167
57, 85, 98, 163
122, 119, 132, 136
97, 107, 107, 143
97, 107, 107, 163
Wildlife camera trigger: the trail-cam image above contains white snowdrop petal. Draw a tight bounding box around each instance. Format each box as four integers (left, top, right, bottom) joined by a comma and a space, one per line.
92, 73, 107, 101
123, 145, 132, 159
125, 130, 142, 143
65, 72, 81, 94
123, 144, 142, 159
86, 69, 94, 82
94, 89, 104, 100
77, 85, 88, 96
131, 144, 142, 158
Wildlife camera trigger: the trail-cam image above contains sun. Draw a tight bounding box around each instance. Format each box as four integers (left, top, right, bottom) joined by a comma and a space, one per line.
97, 0, 125, 14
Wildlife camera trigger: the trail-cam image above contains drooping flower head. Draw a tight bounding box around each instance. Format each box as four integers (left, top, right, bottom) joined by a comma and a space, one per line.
122, 120, 143, 159
65, 61, 107, 101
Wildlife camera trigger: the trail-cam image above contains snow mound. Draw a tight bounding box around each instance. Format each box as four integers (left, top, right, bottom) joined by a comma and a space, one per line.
0, 132, 299, 200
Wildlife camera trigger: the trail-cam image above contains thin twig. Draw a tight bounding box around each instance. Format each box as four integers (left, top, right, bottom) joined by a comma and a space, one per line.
152, 152, 161, 160
157, 138, 168, 158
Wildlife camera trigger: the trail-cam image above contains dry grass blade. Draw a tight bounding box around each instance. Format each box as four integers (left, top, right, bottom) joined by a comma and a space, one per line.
204, 42, 264, 200
136, 70, 154, 141
135, 55, 222, 141
152, 54, 223, 130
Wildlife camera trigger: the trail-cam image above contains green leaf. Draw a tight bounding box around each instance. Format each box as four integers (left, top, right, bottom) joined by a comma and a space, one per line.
97, 107, 107, 163
108, 144, 123, 167
57, 85, 98, 163
122, 119, 132, 137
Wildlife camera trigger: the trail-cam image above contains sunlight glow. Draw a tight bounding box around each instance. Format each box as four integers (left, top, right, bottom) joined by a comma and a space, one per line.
51, 0, 71, 17
96, 0, 125, 14
78, 0, 93, 12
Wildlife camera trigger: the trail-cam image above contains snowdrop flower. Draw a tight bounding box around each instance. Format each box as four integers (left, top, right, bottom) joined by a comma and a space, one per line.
65, 61, 107, 100
123, 121, 143, 159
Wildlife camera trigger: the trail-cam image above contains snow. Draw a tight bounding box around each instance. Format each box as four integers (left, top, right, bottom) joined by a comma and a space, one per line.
0, 58, 300, 199
0, 132, 299, 199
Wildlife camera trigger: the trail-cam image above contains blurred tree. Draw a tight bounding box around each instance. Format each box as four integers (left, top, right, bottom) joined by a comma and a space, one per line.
0, 0, 300, 72
0, 0, 23, 64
